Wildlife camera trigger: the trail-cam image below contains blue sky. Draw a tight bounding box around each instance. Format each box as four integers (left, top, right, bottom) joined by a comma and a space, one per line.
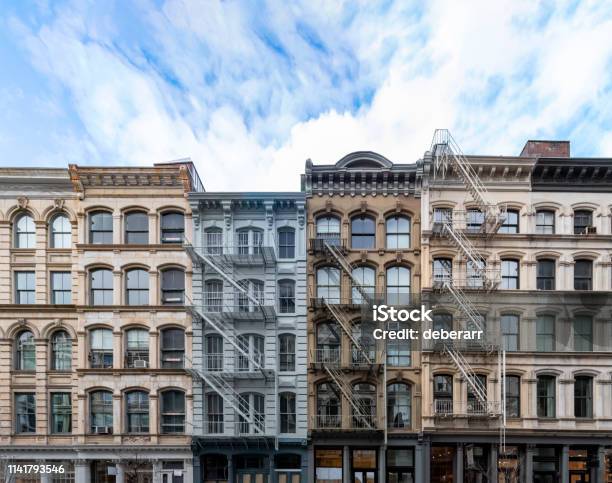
1, 0, 612, 190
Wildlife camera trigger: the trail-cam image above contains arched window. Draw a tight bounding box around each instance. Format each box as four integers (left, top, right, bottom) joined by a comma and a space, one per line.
237, 334, 264, 371
387, 331, 410, 367
207, 394, 224, 434
237, 279, 264, 312
90, 268, 113, 306
279, 392, 296, 433
500, 209, 519, 234
89, 211, 113, 244
386, 216, 410, 249
205, 334, 223, 371
574, 376, 593, 418
574, 259, 593, 290
279, 334, 295, 372
278, 228, 295, 259
90, 390, 113, 433
160, 390, 185, 433
160, 268, 185, 305
126, 391, 149, 433
433, 258, 452, 284
433, 375, 453, 414
386, 266, 410, 305
14, 213, 35, 248
125, 328, 149, 368
278, 279, 295, 313
205, 227, 223, 255
536, 210, 555, 234
316, 216, 340, 237
124, 211, 149, 244
573, 210, 593, 234
351, 266, 375, 303
205, 279, 223, 312
238, 392, 265, 435
316, 267, 340, 303
51, 330, 71, 371
316, 382, 340, 428
236, 228, 264, 255
126, 268, 149, 305
160, 212, 184, 244
501, 259, 519, 289
387, 383, 411, 428
466, 209, 484, 233
316, 322, 340, 364
160, 328, 185, 368
50, 214, 71, 248
351, 323, 375, 366
351, 215, 376, 249
15, 330, 35, 370
352, 382, 376, 428
89, 328, 113, 368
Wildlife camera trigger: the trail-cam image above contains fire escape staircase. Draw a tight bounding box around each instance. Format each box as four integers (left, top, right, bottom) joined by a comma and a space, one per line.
323, 299, 373, 365
324, 365, 375, 430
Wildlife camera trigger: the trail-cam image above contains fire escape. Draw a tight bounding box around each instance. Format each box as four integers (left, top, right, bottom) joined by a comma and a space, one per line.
310, 235, 380, 431
185, 237, 277, 444
430, 129, 507, 447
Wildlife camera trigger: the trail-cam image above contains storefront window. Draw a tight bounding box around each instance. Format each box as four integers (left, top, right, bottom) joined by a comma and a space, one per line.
387, 448, 414, 483
431, 446, 454, 483
352, 449, 376, 483
315, 449, 342, 483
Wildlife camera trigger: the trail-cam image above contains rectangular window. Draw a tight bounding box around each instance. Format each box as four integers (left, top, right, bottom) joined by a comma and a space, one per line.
537, 259, 555, 290
499, 210, 519, 234
89, 212, 113, 244
574, 210, 593, 234
466, 209, 484, 233
278, 281, 295, 313
50, 392, 72, 434
279, 334, 296, 372
536, 315, 555, 351
387, 338, 411, 366
537, 376, 556, 418
15, 271, 35, 304
505, 376, 520, 417
278, 229, 295, 259
90, 330, 113, 369
280, 393, 296, 433
160, 212, 184, 244
206, 394, 224, 434
316, 449, 343, 483
574, 260, 593, 290
433, 207, 453, 224
501, 314, 519, 351
467, 375, 487, 414
574, 316, 593, 351
205, 230, 223, 255
124, 212, 149, 244
51, 271, 71, 304
574, 376, 593, 418
536, 210, 555, 234
501, 260, 519, 289
160, 329, 184, 368
15, 393, 36, 433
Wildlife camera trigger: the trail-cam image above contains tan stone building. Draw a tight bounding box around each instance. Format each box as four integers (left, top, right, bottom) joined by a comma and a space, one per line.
303, 152, 423, 482
0, 162, 203, 483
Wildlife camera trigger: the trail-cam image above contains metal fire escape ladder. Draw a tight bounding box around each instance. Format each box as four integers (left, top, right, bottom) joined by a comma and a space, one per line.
323, 299, 373, 365
323, 241, 372, 302
324, 365, 374, 430
441, 221, 487, 277
443, 345, 488, 404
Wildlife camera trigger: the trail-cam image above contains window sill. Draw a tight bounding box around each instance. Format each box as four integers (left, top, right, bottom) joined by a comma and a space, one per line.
77, 243, 184, 250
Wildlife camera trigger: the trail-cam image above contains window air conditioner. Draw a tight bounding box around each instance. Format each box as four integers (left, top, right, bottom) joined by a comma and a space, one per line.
585, 226, 597, 234
93, 426, 111, 434
133, 360, 148, 368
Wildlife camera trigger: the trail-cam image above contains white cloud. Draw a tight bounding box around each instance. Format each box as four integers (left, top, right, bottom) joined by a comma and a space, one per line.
6, 0, 612, 189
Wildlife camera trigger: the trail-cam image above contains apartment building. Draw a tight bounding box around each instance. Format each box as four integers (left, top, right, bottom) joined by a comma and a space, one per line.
0, 162, 203, 483
187, 192, 308, 483
302, 152, 423, 482
420, 133, 612, 483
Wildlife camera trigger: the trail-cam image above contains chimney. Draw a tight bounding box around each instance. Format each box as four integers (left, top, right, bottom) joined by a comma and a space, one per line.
520, 140, 570, 158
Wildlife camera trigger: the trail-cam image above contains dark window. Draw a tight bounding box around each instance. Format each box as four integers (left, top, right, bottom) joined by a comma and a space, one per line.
205, 228, 223, 255
467, 259, 485, 289
536, 210, 555, 234
125, 328, 149, 368
90, 268, 113, 305
433, 258, 452, 284
161, 268, 185, 305
160, 212, 184, 244
351, 215, 376, 249
237, 279, 264, 312
386, 266, 410, 305
433, 313, 452, 331
15, 330, 35, 371
51, 271, 71, 304
126, 268, 149, 305
279, 392, 296, 433
238, 392, 265, 434
500, 210, 519, 234
574, 316, 593, 351
160, 328, 184, 368
90, 390, 113, 433
574, 376, 593, 418
126, 391, 149, 433
387, 383, 411, 428
501, 259, 519, 289
574, 210, 593, 234
352, 383, 376, 428
15, 271, 35, 304
205, 279, 223, 312
279, 334, 295, 372
574, 260, 592, 290
386, 216, 410, 249
51, 330, 72, 370
316, 267, 340, 303
352, 266, 375, 304
387, 331, 410, 366
316, 383, 341, 428
89, 211, 113, 244
15, 393, 36, 433
316, 323, 341, 364
207, 394, 224, 434
505, 375, 520, 417
14, 214, 35, 248
536, 315, 555, 352
537, 376, 556, 418
466, 209, 484, 233
433, 375, 453, 414
205, 335, 223, 372
467, 374, 487, 414
278, 280, 295, 313
50, 214, 71, 248
537, 259, 555, 290
278, 228, 295, 259
160, 390, 185, 433
124, 212, 148, 244
387, 448, 414, 483
237, 334, 264, 372
203, 455, 227, 481
501, 314, 519, 351
50, 392, 71, 433
90, 328, 113, 369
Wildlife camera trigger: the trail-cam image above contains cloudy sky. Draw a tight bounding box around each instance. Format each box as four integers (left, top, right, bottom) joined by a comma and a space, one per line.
1, 0, 611, 190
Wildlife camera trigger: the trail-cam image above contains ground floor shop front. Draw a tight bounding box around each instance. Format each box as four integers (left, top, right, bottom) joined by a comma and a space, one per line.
0, 446, 193, 483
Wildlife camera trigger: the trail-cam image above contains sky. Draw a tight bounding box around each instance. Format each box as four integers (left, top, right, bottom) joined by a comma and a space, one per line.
1, 0, 612, 191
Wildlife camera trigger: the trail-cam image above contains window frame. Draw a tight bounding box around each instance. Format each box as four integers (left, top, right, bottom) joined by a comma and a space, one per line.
279, 392, 296, 433
206, 393, 224, 434
51, 330, 72, 371
160, 390, 186, 434
574, 259, 593, 290
15, 271, 35, 304
279, 333, 296, 372
351, 215, 376, 249
90, 390, 113, 433
536, 315, 555, 352
90, 268, 113, 306
501, 314, 519, 351
125, 328, 149, 368
500, 209, 519, 234
316, 266, 340, 303
386, 215, 410, 249
160, 212, 185, 244
574, 316, 593, 351
573, 210, 593, 234
50, 392, 72, 434
536, 375, 556, 418
160, 328, 185, 369
574, 376, 593, 419
278, 228, 295, 259
124, 211, 149, 245
278, 279, 296, 314
433, 258, 452, 283
535, 210, 555, 234
51, 271, 72, 304
89, 328, 113, 369
15, 330, 35, 371
205, 227, 223, 255
505, 375, 520, 418
387, 382, 411, 429
15, 393, 36, 433
89, 211, 113, 244
537, 259, 556, 290
50, 214, 71, 249
433, 374, 453, 414
125, 390, 150, 433
352, 265, 376, 304
501, 259, 519, 289
14, 213, 36, 249
160, 268, 185, 305
125, 268, 149, 306
386, 265, 411, 305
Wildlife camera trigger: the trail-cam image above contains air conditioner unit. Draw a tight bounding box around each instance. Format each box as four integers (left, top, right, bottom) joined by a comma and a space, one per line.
585, 226, 597, 234
93, 426, 111, 434
133, 360, 148, 368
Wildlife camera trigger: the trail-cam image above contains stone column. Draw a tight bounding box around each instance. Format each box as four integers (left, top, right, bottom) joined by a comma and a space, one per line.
455, 444, 464, 483
596, 446, 606, 483
415, 443, 425, 483
113, 393, 122, 436
227, 454, 234, 483
560, 445, 569, 483
114, 330, 123, 369
149, 270, 159, 305
113, 270, 122, 305
149, 332, 159, 369
149, 213, 158, 245
524, 446, 534, 483
113, 213, 121, 245
115, 462, 125, 483
489, 444, 498, 482
423, 440, 431, 483
149, 394, 159, 444
343, 445, 350, 483
378, 446, 386, 483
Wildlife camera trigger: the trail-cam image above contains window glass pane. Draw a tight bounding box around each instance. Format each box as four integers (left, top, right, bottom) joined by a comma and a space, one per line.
125, 212, 149, 244
536, 315, 555, 351
161, 212, 184, 243
16, 330, 36, 370
505, 376, 520, 417
51, 214, 71, 248
386, 216, 410, 249
537, 259, 555, 290
501, 315, 519, 351
279, 334, 296, 372
574, 210, 593, 234
15, 214, 36, 248
386, 266, 410, 305
279, 280, 296, 313
536, 210, 555, 234
52, 331, 72, 370
316, 267, 340, 303
51, 271, 72, 304
91, 269, 113, 305
387, 383, 411, 428
161, 329, 185, 368
89, 212, 113, 244
278, 229, 295, 259
574, 376, 593, 418
161, 269, 185, 304
499, 210, 519, 234
574, 260, 593, 290
15, 271, 35, 304
351, 216, 376, 249
126, 391, 149, 433
90, 391, 113, 430
574, 316, 593, 351
51, 392, 72, 433
537, 376, 555, 417
15, 393, 36, 433
126, 269, 149, 305
501, 260, 519, 289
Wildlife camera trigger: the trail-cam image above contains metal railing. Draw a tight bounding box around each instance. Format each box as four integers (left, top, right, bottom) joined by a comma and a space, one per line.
433, 399, 502, 417
312, 414, 342, 429
312, 347, 341, 365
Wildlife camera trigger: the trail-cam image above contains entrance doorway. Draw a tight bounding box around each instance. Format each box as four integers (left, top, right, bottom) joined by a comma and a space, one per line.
351, 449, 377, 483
